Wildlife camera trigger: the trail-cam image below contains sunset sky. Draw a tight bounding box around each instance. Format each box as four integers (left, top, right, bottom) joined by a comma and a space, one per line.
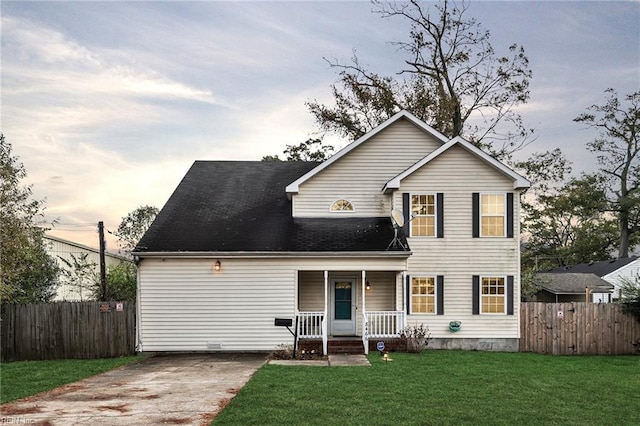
2, 1, 639, 250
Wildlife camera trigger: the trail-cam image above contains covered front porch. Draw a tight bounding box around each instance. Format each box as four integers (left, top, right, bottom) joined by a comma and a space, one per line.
295, 270, 407, 354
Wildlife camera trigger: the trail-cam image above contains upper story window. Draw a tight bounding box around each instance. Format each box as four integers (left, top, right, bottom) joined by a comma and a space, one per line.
411, 194, 436, 237
481, 193, 506, 237
402, 193, 443, 238
330, 199, 354, 212
472, 192, 513, 238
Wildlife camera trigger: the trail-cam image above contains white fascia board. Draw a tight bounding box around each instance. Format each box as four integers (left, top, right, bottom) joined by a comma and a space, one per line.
382, 136, 531, 193
602, 258, 640, 281
285, 110, 449, 195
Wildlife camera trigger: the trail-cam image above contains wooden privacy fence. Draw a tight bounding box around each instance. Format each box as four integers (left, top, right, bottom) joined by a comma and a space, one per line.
520, 302, 640, 355
1, 301, 136, 361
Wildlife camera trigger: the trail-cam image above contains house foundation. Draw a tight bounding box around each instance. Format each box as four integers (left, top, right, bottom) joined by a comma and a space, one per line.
428, 338, 520, 352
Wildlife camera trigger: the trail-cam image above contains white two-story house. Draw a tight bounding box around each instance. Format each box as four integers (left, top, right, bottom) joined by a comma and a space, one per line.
134, 111, 530, 354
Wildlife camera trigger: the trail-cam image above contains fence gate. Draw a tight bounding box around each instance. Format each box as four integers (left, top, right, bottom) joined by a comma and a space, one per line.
520, 302, 640, 355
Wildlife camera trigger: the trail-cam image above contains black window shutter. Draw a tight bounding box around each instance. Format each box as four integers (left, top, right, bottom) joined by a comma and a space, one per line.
402, 193, 410, 238
406, 274, 411, 315
507, 275, 514, 315
437, 193, 444, 238
472, 275, 480, 315
506, 193, 514, 238
436, 275, 444, 315
472, 193, 480, 238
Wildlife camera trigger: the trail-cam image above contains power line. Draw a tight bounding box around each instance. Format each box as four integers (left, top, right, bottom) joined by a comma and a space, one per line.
36, 221, 98, 227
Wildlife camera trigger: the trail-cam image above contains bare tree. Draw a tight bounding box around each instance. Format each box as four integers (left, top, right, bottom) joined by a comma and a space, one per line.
307, 0, 533, 159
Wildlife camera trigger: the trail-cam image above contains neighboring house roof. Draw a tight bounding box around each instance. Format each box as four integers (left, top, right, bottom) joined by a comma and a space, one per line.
285, 110, 450, 195
383, 136, 531, 192
546, 257, 639, 277
135, 161, 409, 255
536, 273, 614, 295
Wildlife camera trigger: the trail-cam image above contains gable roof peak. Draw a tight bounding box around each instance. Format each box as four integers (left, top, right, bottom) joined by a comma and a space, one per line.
383, 135, 531, 192
285, 110, 449, 195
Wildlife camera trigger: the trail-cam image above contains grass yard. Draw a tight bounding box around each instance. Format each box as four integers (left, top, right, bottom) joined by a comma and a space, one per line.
214, 351, 640, 425
0, 355, 143, 404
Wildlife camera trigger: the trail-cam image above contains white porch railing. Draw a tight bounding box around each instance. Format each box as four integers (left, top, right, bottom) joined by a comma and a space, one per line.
296, 311, 403, 355
366, 311, 405, 338
296, 312, 324, 338
296, 311, 327, 355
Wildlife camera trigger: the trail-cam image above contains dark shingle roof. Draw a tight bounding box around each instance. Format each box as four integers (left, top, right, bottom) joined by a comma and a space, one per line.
546, 257, 639, 277
536, 273, 614, 294
135, 161, 408, 254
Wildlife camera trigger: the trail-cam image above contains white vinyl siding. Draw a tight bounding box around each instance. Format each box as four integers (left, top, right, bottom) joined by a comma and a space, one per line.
396, 144, 522, 338
602, 259, 640, 300
45, 236, 130, 301
138, 257, 406, 351
293, 119, 443, 217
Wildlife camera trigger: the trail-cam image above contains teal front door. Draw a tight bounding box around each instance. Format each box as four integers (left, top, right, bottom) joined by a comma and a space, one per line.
331, 279, 356, 335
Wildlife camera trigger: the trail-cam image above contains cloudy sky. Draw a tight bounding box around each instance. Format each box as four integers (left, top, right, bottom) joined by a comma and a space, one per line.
2, 1, 639, 250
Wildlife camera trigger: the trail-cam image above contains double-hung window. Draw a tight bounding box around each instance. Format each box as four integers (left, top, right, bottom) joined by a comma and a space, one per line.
481, 194, 506, 237
407, 275, 444, 315
472, 275, 514, 315
472, 192, 514, 238
411, 194, 436, 237
411, 276, 436, 313
481, 276, 506, 314
403, 193, 443, 238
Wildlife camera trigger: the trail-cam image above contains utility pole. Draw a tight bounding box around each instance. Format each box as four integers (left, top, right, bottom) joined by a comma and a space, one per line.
98, 221, 107, 300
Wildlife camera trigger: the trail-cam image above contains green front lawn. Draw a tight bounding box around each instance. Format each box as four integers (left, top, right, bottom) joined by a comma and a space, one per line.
214, 351, 640, 425
0, 356, 143, 404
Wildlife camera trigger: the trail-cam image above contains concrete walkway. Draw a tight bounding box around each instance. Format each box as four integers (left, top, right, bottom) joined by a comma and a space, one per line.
269, 354, 370, 367
1, 353, 266, 426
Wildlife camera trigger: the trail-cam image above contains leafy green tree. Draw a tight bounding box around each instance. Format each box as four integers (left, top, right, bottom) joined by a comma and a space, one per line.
307, 0, 533, 159
617, 275, 640, 322
58, 253, 97, 301
91, 262, 137, 302
574, 88, 640, 258
520, 267, 544, 302
522, 174, 619, 270
0, 134, 59, 302
113, 205, 159, 253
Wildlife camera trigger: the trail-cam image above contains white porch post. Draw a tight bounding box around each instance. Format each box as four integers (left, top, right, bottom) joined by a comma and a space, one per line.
361, 270, 366, 313
323, 270, 328, 355
362, 270, 368, 355
402, 271, 408, 329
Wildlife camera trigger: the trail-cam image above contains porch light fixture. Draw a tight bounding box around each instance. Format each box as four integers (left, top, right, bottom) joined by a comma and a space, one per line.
366, 280, 372, 291
214, 260, 221, 272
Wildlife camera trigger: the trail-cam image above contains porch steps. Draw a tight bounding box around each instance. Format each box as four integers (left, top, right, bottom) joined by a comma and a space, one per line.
328, 339, 364, 354
298, 338, 365, 355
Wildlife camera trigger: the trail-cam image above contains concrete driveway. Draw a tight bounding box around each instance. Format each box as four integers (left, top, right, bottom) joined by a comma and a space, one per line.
1, 353, 266, 426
